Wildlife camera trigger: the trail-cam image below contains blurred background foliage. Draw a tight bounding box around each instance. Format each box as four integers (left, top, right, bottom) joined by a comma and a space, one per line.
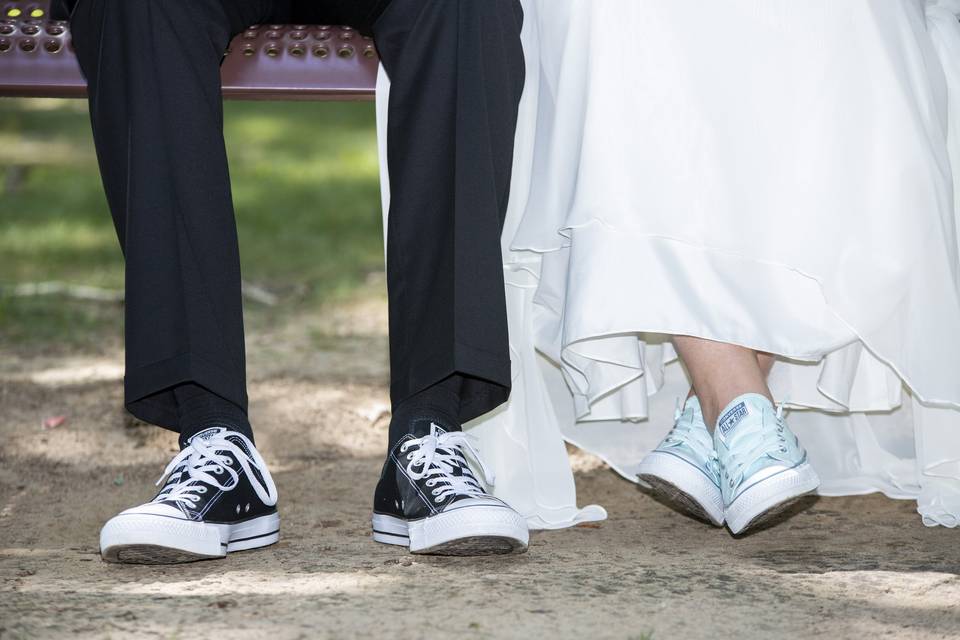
0, 98, 386, 351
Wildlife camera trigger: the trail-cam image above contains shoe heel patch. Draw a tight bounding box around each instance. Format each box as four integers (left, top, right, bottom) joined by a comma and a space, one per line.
718, 402, 749, 436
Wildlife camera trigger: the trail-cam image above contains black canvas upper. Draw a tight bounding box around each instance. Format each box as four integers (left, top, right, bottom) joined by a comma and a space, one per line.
374, 418, 507, 522
149, 428, 276, 525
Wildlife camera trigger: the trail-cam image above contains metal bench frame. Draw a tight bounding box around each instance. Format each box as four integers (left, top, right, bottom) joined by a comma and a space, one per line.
0, 1, 378, 101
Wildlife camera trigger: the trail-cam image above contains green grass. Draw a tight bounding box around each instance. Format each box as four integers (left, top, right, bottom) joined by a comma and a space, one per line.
0, 98, 385, 350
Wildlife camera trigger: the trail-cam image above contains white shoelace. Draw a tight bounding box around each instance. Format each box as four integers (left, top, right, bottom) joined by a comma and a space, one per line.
154, 431, 279, 509
665, 401, 718, 469
400, 425, 495, 504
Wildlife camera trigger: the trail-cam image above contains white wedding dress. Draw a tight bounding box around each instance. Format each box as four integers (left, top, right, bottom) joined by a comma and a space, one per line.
378, 0, 960, 528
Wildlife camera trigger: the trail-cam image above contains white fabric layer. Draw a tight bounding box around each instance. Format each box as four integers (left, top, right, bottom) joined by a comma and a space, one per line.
489, 0, 960, 529
378, 0, 960, 529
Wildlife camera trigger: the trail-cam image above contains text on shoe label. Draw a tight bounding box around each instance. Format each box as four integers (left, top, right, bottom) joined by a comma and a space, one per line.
718, 402, 749, 436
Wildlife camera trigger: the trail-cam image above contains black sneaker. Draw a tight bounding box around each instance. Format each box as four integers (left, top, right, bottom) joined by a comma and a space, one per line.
372, 420, 528, 555
99, 427, 280, 564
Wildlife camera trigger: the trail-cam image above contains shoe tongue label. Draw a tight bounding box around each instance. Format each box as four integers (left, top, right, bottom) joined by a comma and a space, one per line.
718, 401, 750, 436
190, 427, 225, 443
406, 419, 447, 440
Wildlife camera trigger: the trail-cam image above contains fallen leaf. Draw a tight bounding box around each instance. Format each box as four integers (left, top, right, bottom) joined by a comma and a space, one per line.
41, 415, 67, 430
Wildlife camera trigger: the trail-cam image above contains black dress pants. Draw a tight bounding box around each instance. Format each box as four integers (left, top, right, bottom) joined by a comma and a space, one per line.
68, 0, 525, 433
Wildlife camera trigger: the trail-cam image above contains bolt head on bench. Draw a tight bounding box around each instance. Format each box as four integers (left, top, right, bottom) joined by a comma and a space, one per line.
0, 1, 378, 100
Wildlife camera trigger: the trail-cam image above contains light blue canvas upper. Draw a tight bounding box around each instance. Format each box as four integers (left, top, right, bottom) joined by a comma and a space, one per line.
653, 396, 721, 488
714, 393, 807, 506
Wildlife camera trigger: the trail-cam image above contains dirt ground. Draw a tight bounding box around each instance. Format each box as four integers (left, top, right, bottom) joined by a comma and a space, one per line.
2, 301, 959, 640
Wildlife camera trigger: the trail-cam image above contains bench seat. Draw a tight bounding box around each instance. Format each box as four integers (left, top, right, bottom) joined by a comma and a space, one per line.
0, 1, 377, 100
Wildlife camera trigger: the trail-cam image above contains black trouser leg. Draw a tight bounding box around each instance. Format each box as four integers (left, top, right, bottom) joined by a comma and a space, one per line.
69, 0, 392, 438
69, 0, 287, 434
374, 0, 526, 429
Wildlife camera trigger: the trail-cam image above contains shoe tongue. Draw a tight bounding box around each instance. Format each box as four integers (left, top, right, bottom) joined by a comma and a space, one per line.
182, 426, 245, 452
683, 395, 703, 420
187, 426, 228, 444
407, 416, 450, 439
715, 394, 771, 441
199, 428, 255, 462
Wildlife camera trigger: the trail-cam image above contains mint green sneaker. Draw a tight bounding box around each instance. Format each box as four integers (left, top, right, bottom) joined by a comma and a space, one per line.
637, 396, 724, 526
714, 393, 820, 535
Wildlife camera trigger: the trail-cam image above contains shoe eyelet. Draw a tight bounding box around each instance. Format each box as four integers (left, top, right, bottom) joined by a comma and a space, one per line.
223, 457, 233, 465
434, 497, 443, 503
406, 453, 414, 460
400, 444, 409, 453
198, 486, 207, 493
780, 446, 788, 453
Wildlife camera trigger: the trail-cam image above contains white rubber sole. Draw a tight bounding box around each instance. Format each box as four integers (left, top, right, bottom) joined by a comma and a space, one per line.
100, 511, 280, 564
372, 506, 529, 556
637, 451, 725, 526
725, 463, 820, 535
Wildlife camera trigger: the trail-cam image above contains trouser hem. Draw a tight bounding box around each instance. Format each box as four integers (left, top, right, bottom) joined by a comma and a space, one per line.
125, 352, 248, 432
391, 341, 511, 425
